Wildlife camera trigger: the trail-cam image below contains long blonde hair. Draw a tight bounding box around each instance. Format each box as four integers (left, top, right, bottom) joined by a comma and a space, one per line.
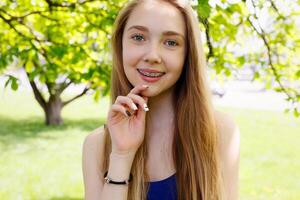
103, 0, 223, 199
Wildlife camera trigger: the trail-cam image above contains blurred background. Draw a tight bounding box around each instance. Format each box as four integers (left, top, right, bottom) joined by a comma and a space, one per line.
0, 0, 299, 199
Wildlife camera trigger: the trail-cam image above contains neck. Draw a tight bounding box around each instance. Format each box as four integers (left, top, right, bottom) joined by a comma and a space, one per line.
146, 86, 175, 139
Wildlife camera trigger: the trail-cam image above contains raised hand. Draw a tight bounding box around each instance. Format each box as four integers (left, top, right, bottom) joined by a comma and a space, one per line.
106, 85, 149, 155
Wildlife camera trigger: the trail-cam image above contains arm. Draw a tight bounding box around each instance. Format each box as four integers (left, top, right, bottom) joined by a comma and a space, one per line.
82, 126, 136, 200
83, 85, 149, 200
215, 111, 240, 200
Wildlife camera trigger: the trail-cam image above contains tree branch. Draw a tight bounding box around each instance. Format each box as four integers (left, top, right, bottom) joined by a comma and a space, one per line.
0, 14, 31, 39
1, 9, 99, 65
247, 0, 297, 104
44, 0, 98, 10
24, 67, 47, 110
62, 86, 90, 106
45, 81, 54, 96
55, 79, 73, 95
0, 11, 53, 66
267, 0, 285, 19
44, 0, 76, 9
202, 18, 214, 61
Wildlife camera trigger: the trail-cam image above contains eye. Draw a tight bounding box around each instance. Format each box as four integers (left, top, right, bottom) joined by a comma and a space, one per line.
165, 40, 178, 47
131, 33, 145, 42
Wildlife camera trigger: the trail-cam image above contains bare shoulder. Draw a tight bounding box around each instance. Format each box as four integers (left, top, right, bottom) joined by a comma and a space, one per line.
214, 110, 240, 200
214, 109, 240, 156
83, 125, 106, 149
214, 110, 239, 136
82, 125, 106, 198
82, 125, 106, 171
214, 110, 240, 148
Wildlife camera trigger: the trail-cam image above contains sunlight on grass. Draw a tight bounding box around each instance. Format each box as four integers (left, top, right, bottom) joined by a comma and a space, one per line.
0, 90, 299, 199
0, 90, 108, 200
219, 107, 300, 200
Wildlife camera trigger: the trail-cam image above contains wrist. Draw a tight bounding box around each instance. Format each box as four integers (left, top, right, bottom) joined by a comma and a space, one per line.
108, 151, 136, 180
111, 149, 137, 157
111, 146, 138, 156
104, 171, 133, 185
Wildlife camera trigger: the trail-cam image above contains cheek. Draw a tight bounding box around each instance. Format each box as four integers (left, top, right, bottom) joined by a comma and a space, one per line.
122, 43, 142, 85
166, 50, 185, 74
122, 43, 143, 66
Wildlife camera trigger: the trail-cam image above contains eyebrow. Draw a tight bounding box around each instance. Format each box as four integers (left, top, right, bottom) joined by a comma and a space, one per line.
127, 25, 185, 40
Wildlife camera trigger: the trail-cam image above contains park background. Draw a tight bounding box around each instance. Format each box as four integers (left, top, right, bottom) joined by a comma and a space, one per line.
0, 0, 300, 199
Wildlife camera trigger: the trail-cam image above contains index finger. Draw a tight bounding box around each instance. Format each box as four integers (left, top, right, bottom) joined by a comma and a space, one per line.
129, 85, 149, 95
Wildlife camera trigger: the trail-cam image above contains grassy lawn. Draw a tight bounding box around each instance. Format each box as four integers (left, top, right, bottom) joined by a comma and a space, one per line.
0, 90, 299, 200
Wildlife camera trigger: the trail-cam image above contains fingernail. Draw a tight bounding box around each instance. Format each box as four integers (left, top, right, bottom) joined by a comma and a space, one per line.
142, 85, 149, 88
126, 110, 132, 117
143, 103, 149, 111
131, 103, 138, 110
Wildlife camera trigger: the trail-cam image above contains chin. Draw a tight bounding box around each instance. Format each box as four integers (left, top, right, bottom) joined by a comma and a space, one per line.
140, 89, 151, 97
139, 88, 157, 97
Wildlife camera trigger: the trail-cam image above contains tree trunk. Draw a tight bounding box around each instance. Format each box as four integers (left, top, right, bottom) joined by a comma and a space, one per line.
44, 95, 63, 125
25, 69, 89, 126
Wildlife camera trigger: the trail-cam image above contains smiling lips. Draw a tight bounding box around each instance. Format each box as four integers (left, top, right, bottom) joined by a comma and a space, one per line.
137, 68, 166, 83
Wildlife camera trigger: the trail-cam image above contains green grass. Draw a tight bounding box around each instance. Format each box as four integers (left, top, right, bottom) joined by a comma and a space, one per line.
219, 107, 300, 200
0, 90, 299, 200
0, 90, 109, 200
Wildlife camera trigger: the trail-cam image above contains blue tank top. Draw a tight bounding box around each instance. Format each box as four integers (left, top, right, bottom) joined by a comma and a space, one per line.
147, 173, 177, 200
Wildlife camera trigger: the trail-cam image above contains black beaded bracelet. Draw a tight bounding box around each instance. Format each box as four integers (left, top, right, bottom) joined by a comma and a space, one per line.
104, 171, 133, 185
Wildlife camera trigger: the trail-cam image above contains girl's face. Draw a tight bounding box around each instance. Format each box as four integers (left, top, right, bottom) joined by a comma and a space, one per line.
122, 0, 186, 97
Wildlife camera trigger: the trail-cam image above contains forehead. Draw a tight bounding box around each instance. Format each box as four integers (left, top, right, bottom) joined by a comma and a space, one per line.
125, 0, 186, 36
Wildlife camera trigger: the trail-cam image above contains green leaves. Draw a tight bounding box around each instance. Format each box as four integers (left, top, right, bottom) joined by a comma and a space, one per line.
296, 70, 300, 78
4, 75, 19, 91
199, 0, 300, 116
49, 45, 69, 59
197, 0, 211, 19
0, 0, 299, 117
0, 0, 116, 93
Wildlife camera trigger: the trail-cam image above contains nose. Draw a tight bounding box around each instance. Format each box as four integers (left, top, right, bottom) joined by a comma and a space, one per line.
142, 43, 162, 64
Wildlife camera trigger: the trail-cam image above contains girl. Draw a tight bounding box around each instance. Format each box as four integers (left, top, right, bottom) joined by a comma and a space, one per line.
82, 0, 240, 199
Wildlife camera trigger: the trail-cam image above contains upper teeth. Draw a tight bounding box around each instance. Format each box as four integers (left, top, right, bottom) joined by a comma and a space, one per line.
138, 69, 165, 77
